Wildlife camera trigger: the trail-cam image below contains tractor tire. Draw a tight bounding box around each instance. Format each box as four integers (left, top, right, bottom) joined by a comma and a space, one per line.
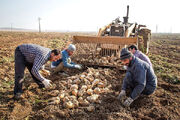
138, 28, 151, 54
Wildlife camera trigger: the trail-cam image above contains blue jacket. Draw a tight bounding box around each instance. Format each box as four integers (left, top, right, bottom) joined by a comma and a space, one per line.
122, 56, 157, 100
51, 50, 76, 68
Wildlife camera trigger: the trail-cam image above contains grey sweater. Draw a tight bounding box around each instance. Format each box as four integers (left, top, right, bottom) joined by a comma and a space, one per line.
134, 50, 152, 67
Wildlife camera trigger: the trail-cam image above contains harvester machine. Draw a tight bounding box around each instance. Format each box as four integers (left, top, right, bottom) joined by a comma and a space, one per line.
72, 5, 151, 69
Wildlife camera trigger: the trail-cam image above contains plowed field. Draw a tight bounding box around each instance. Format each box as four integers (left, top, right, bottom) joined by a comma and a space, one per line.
0, 32, 179, 120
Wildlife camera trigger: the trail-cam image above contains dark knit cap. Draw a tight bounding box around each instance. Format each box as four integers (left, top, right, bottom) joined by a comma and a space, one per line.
120, 48, 132, 60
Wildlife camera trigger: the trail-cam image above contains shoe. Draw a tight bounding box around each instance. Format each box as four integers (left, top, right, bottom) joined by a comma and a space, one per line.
14, 93, 22, 100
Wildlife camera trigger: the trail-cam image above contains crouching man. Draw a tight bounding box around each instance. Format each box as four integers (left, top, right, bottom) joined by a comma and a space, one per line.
14, 44, 61, 99
118, 48, 157, 107
51, 44, 82, 74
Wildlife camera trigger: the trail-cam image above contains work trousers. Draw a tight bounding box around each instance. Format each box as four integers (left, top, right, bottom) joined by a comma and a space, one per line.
14, 47, 44, 95
51, 58, 71, 75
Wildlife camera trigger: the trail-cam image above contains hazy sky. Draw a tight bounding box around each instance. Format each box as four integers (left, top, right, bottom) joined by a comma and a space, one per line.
0, 0, 179, 33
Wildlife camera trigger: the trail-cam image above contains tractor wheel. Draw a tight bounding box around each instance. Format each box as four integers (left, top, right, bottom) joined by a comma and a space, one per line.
138, 28, 151, 54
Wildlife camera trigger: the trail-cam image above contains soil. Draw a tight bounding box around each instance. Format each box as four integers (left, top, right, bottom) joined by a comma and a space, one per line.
0, 32, 180, 120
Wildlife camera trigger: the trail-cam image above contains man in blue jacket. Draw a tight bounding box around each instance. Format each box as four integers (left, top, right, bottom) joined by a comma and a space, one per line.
51, 44, 82, 74
118, 48, 157, 107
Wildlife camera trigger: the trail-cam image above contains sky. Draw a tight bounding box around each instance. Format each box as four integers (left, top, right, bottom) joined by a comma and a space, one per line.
0, 0, 179, 33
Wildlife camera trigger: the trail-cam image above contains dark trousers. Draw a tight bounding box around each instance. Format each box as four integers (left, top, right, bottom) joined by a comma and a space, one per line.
14, 47, 44, 95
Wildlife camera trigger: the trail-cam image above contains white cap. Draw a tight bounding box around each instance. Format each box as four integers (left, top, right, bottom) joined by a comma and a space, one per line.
67, 44, 76, 51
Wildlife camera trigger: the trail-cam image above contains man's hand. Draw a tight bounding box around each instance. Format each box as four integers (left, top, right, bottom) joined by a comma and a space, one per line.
117, 90, 126, 100
74, 64, 82, 70
123, 97, 134, 107
42, 79, 52, 88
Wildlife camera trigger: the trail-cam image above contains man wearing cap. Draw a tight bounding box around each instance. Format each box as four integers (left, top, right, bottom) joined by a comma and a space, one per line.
117, 48, 157, 107
14, 44, 61, 99
51, 44, 82, 74
128, 44, 152, 67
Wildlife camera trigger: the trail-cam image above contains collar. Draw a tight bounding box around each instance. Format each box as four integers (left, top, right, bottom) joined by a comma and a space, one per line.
129, 56, 136, 67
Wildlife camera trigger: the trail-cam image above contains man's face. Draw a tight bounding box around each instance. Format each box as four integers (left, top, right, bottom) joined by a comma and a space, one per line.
68, 50, 74, 56
50, 53, 61, 62
129, 48, 136, 54
121, 57, 131, 66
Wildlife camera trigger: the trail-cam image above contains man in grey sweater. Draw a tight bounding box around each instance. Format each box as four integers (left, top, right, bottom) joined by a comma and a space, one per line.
118, 48, 157, 107
14, 44, 61, 99
128, 44, 152, 67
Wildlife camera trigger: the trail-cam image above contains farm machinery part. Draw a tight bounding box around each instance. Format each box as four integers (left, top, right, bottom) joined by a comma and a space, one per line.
72, 5, 151, 68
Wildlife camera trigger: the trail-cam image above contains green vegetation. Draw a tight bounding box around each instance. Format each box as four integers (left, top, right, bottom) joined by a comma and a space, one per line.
0, 56, 14, 64
48, 39, 65, 50
160, 73, 180, 84
33, 98, 48, 104
149, 37, 180, 84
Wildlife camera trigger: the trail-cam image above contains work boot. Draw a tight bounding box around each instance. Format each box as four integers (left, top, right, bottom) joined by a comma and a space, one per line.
51, 63, 64, 75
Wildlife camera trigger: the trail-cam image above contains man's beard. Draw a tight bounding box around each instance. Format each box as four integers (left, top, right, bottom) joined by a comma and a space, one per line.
128, 60, 132, 67
125, 59, 131, 67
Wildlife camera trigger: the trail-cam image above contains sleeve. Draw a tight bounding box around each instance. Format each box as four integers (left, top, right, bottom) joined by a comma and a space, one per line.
62, 52, 76, 68
130, 65, 146, 100
31, 55, 47, 81
70, 62, 76, 65
121, 72, 131, 91
51, 63, 56, 68
51, 59, 62, 67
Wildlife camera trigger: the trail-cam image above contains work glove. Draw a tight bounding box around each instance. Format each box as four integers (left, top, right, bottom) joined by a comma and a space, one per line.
123, 97, 134, 107
67, 58, 71, 63
123, 65, 128, 70
117, 90, 126, 100
41, 65, 45, 70
74, 64, 82, 70
42, 79, 52, 88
